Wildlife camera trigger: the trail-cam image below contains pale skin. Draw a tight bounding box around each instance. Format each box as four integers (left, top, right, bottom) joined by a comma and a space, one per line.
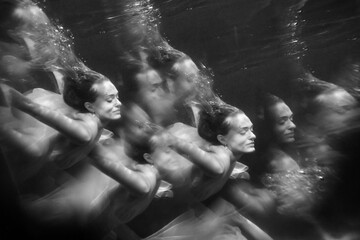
148, 112, 273, 240
219, 113, 276, 217
90, 140, 159, 197
81, 105, 165, 230
0, 79, 121, 158
147, 112, 256, 181
148, 125, 231, 179
89, 102, 160, 198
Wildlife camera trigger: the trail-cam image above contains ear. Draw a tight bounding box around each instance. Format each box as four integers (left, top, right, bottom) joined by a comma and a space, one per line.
217, 134, 227, 146
143, 153, 154, 164
84, 102, 94, 113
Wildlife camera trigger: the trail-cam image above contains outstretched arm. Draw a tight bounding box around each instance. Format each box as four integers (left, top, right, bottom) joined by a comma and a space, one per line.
9, 87, 96, 144
90, 142, 153, 196
153, 132, 228, 177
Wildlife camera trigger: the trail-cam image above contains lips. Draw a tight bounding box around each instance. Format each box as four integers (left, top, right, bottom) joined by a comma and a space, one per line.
285, 132, 294, 138
113, 109, 121, 114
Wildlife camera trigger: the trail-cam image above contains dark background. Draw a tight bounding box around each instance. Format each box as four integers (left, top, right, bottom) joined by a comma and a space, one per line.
2, 0, 360, 239
33, 0, 360, 117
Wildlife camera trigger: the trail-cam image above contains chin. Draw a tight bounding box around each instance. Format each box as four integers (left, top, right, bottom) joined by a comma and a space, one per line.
285, 138, 295, 143
112, 113, 122, 120
247, 148, 255, 153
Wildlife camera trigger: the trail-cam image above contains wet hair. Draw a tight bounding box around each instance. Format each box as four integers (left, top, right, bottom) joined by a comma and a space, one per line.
118, 50, 151, 102
198, 103, 242, 145
63, 69, 108, 112
260, 93, 285, 124
146, 47, 191, 79
147, 48, 187, 68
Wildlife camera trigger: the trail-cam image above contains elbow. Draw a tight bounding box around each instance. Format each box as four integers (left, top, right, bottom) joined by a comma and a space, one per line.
210, 164, 226, 177
77, 129, 93, 144
134, 181, 152, 196
26, 144, 46, 158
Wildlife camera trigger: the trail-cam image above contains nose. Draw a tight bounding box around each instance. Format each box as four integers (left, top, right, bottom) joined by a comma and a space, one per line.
249, 130, 256, 140
115, 98, 122, 107
289, 120, 296, 129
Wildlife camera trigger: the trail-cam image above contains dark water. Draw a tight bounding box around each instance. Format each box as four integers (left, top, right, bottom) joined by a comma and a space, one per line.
36, 0, 360, 116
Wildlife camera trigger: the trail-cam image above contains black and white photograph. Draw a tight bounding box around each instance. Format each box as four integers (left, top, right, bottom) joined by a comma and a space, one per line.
1, 0, 360, 239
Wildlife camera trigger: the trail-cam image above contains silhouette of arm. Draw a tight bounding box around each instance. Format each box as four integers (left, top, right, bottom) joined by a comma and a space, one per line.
154, 132, 228, 177
90, 142, 153, 196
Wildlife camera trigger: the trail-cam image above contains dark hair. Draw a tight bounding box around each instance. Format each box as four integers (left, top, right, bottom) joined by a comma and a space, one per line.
63, 69, 108, 112
198, 103, 242, 145
261, 93, 285, 124
118, 50, 151, 102
147, 48, 187, 67
146, 47, 190, 79
256, 93, 287, 144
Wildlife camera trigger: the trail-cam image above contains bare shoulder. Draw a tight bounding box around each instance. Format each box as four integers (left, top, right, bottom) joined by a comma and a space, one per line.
73, 112, 101, 132
135, 163, 159, 182
205, 144, 231, 161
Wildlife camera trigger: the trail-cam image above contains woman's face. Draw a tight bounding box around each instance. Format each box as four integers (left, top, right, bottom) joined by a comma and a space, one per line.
269, 102, 296, 144
221, 113, 256, 154
88, 80, 122, 122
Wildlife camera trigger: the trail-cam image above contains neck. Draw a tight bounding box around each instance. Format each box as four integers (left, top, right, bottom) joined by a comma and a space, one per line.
272, 141, 293, 152
233, 152, 243, 160
100, 118, 109, 128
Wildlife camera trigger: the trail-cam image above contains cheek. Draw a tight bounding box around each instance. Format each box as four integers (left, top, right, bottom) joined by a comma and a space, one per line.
99, 102, 115, 114
231, 135, 247, 148
154, 154, 168, 169
274, 125, 286, 136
